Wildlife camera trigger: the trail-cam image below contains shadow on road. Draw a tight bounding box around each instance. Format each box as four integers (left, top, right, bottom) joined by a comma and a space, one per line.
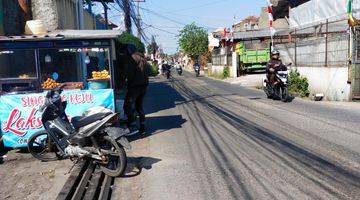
173, 77, 360, 199
128, 79, 187, 142
122, 156, 162, 178
128, 115, 187, 142
144, 81, 186, 115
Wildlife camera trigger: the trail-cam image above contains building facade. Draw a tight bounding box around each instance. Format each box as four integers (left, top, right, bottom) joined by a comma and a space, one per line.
0, 0, 108, 36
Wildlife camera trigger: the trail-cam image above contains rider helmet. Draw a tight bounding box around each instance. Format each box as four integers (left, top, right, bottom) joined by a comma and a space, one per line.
271, 50, 280, 56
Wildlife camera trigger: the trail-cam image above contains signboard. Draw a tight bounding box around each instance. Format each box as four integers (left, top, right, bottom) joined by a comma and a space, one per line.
0, 89, 115, 148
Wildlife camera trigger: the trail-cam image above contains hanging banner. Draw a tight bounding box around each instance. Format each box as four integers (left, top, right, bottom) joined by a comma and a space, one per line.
289, 0, 348, 28
0, 89, 115, 148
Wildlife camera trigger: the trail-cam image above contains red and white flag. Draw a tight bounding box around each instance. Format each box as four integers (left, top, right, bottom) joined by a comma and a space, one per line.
267, 0, 276, 36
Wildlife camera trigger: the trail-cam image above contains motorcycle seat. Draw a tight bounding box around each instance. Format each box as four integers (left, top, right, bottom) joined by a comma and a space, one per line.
71, 112, 112, 130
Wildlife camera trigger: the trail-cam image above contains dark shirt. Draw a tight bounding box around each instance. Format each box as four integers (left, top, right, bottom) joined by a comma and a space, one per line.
126, 53, 150, 89
266, 59, 286, 74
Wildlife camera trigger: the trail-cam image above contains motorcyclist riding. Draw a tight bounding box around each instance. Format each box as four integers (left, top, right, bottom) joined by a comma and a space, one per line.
266, 50, 286, 85
194, 62, 200, 76
175, 62, 182, 75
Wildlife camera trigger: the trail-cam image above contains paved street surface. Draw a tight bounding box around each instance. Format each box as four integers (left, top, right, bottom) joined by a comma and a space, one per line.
113, 71, 360, 200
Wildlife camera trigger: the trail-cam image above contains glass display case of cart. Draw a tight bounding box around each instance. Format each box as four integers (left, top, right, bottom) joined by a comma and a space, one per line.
0, 49, 38, 94
39, 47, 111, 90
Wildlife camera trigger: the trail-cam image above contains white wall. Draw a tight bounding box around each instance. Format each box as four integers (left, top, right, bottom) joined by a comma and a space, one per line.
211, 65, 225, 75
296, 67, 351, 101
275, 31, 351, 101
231, 52, 238, 78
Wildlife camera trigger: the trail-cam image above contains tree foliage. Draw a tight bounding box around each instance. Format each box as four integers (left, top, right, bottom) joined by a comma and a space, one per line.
116, 32, 145, 53
147, 35, 159, 55
178, 23, 208, 60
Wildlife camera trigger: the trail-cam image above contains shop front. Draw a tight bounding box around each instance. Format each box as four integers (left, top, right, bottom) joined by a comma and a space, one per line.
0, 30, 122, 148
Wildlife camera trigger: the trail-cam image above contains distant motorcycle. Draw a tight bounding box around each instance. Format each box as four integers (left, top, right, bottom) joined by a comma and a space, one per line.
263, 63, 292, 102
194, 65, 200, 77
165, 68, 171, 79
28, 85, 130, 177
176, 67, 182, 76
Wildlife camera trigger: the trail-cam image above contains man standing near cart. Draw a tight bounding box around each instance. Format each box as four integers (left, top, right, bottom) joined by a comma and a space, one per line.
124, 44, 150, 135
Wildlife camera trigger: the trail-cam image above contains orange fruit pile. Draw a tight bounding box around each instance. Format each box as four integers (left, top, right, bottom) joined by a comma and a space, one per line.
92, 70, 110, 79
42, 78, 61, 90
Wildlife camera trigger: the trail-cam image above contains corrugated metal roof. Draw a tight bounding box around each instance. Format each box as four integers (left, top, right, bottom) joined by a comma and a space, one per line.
0, 34, 62, 41
231, 21, 348, 40
276, 21, 348, 35
232, 29, 289, 40
55, 29, 122, 39
0, 29, 122, 42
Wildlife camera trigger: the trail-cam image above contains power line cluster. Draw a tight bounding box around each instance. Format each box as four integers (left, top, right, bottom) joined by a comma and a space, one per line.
94, 0, 228, 52
111, 0, 148, 44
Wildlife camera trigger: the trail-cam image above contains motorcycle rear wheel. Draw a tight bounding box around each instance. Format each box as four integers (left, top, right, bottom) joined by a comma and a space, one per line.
28, 131, 60, 162
99, 138, 127, 177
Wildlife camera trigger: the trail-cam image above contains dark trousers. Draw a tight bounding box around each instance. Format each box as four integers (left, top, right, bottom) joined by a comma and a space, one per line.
124, 87, 147, 126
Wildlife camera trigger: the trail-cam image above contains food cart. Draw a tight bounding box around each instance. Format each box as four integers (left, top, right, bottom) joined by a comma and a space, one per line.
0, 30, 123, 149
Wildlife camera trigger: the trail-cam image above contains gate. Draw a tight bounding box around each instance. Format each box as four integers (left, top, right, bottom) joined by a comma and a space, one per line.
353, 28, 360, 99
354, 64, 360, 98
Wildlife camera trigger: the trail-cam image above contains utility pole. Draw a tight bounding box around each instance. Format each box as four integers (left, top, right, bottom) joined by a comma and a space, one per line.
133, 0, 145, 40
99, 0, 109, 29
122, 0, 132, 33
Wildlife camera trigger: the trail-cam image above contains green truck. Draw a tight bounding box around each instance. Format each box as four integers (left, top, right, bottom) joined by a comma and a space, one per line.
236, 40, 270, 72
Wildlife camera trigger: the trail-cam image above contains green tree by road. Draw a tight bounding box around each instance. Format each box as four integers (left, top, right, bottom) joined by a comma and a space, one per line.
178, 23, 208, 61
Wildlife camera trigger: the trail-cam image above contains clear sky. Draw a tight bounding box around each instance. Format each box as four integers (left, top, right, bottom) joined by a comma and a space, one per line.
94, 0, 266, 54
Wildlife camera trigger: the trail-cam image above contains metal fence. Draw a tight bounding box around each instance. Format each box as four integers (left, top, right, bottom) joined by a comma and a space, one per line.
275, 20, 349, 68
212, 54, 232, 66
212, 47, 232, 66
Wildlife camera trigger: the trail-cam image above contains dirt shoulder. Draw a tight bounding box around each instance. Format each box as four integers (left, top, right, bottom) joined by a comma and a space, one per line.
0, 150, 72, 200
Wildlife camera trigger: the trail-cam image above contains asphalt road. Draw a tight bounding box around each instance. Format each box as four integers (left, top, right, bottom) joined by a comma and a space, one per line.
113, 71, 360, 200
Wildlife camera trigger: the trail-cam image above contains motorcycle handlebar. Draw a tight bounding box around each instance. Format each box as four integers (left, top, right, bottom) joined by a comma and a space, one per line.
54, 83, 66, 93
41, 83, 66, 112
39, 104, 46, 112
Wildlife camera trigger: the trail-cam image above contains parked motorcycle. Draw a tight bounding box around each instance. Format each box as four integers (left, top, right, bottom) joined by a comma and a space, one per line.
263, 64, 291, 102
28, 85, 130, 177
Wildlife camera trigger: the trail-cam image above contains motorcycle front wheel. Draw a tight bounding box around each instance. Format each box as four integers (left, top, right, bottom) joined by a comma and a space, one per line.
264, 85, 273, 99
274, 86, 282, 100
281, 87, 289, 102
99, 137, 127, 177
28, 131, 60, 162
